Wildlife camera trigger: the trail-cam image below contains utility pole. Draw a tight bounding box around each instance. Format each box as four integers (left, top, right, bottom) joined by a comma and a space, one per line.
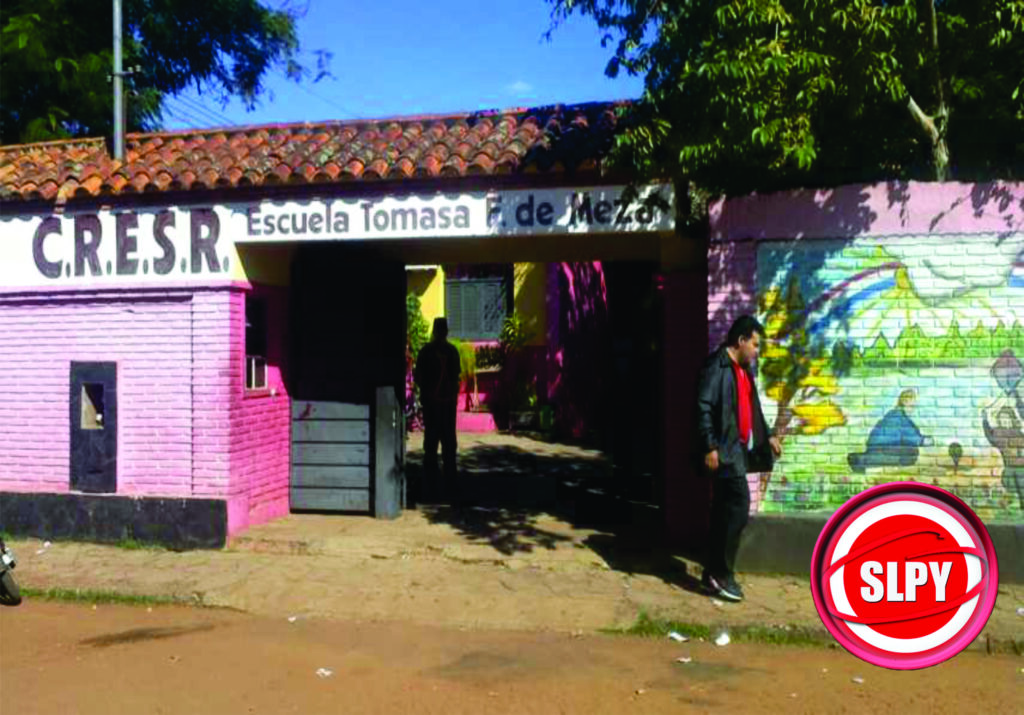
112, 0, 125, 160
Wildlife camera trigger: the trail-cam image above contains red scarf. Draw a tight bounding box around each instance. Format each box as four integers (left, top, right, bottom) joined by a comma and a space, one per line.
732, 360, 753, 445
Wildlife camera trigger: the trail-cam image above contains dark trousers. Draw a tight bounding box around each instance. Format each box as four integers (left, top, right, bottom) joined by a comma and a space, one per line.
705, 463, 751, 579
423, 399, 457, 487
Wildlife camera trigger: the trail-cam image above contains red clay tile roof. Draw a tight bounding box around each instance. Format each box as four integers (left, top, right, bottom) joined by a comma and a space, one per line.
0, 101, 628, 204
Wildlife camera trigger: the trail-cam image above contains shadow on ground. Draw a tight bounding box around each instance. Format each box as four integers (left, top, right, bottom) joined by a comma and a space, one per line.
407, 438, 707, 597
80, 624, 216, 648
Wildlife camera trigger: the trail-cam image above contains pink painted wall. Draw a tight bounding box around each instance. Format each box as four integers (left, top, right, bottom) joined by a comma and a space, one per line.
191, 289, 237, 500
709, 180, 1024, 240
0, 287, 227, 496
704, 240, 764, 506
549, 261, 611, 439
226, 287, 291, 534
0, 282, 294, 538
707, 239, 758, 349
703, 180, 1024, 519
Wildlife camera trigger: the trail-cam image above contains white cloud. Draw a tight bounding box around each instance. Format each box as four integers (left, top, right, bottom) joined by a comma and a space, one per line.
881, 234, 1024, 302
504, 80, 534, 96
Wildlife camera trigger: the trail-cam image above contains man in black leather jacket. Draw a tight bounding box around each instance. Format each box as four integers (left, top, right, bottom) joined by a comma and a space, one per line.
696, 315, 782, 601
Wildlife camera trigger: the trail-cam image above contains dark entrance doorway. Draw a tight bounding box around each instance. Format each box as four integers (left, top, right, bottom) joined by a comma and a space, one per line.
290, 244, 407, 404
70, 361, 117, 493
288, 245, 407, 514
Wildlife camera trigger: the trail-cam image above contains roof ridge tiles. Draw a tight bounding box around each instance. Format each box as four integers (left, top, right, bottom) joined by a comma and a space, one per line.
2, 99, 630, 201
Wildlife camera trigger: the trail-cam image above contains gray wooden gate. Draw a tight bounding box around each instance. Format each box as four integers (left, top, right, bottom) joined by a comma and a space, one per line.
291, 400, 371, 511
290, 388, 405, 517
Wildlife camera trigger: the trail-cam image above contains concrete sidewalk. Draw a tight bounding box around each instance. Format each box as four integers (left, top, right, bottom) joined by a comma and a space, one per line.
6, 432, 1023, 650
7, 507, 1023, 649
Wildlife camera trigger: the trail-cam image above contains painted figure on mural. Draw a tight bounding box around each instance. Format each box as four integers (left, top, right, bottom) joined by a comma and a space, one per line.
983, 403, 1024, 510
696, 315, 783, 603
847, 389, 934, 473
414, 318, 462, 501
983, 351, 1024, 510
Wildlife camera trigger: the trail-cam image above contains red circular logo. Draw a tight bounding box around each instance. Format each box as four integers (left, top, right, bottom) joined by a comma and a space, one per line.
810, 482, 999, 669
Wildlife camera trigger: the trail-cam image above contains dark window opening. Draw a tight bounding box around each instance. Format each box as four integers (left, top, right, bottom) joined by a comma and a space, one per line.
81, 383, 105, 430
246, 295, 268, 390
444, 265, 512, 341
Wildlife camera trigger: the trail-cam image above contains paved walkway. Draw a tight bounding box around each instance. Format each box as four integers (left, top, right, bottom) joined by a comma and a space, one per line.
6, 433, 1023, 649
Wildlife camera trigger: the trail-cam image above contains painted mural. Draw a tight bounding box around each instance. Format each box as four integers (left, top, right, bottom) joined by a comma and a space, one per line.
756, 233, 1024, 520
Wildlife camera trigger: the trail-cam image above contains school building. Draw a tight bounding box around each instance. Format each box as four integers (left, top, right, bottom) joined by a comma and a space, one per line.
0, 102, 1020, 579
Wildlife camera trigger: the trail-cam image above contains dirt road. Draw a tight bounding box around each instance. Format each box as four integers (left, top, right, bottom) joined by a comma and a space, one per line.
1, 602, 1019, 714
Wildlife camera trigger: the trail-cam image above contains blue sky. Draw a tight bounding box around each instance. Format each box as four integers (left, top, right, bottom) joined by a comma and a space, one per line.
162, 1, 644, 130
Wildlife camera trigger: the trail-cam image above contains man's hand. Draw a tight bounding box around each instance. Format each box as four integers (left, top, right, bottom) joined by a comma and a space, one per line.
705, 450, 719, 471
769, 435, 783, 457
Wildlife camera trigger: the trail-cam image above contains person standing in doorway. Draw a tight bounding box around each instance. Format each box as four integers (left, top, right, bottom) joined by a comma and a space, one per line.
696, 315, 783, 602
415, 317, 462, 500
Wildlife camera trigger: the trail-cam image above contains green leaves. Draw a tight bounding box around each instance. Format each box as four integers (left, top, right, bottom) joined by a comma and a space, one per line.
548, 0, 1024, 193
1, 0, 317, 143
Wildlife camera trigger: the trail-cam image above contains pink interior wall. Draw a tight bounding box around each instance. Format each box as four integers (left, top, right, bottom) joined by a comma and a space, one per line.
548, 261, 611, 439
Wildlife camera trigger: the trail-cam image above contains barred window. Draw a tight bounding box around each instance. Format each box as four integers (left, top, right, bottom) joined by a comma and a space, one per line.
445, 277, 507, 340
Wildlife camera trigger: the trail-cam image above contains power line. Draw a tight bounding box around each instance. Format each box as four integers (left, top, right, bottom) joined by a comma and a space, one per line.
162, 103, 205, 130
165, 96, 231, 128
175, 94, 236, 127
172, 96, 227, 126
163, 98, 207, 126
294, 81, 352, 118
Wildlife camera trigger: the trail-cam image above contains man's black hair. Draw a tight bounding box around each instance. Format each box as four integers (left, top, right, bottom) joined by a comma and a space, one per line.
726, 314, 766, 347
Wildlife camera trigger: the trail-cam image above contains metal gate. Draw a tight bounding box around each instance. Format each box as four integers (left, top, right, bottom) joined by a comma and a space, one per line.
290, 387, 404, 517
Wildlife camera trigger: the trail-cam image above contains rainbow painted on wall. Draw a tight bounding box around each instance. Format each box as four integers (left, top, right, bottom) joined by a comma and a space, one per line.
755, 235, 1024, 520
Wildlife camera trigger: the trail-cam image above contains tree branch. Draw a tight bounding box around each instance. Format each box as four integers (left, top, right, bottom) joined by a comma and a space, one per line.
906, 94, 937, 141
918, 0, 946, 111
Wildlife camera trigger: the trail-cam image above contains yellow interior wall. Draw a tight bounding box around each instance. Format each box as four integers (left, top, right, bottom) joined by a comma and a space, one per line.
235, 245, 295, 286
234, 256, 547, 349
407, 266, 445, 324
513, 263, 547, 346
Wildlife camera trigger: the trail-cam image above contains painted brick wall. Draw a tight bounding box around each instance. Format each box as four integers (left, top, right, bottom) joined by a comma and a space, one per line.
705, 240, 763, 508
227, 287, 291, 533
707, 239, 758, 350
708, 181, 1024, 522
0, 284, 293, 535
190, 289, 235, 499
0, 290, 203, 495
